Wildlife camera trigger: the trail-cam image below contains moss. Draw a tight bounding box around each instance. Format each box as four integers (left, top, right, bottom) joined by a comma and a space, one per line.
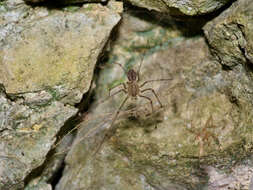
63, 6, 81, 12
0, 1, 7, 12
46, 87, 61, 101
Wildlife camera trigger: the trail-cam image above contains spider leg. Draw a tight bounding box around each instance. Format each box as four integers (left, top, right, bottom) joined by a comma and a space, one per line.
141, 88, 163, 108
140, 78, 172, 88
93, 96, 129, 155
114, 62, 127, 73
109, 83, 127, 96
137, 56, 144, 82
111, 95, 129, 127
139, 94, 154, 113
98, 88, 127, 105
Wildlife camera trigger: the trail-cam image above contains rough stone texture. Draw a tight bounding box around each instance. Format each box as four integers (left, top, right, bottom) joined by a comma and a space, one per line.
23, 0, 106, 4
25, 179, 52, 190
204, 0, 253, 67
124, 0, 232, 16
204, 160, 253, 190
56, 11, 253, 189
0, 0, 122, 189
204, 0, 253, 115
0, 0, 121, 105
0, 86, 77, 190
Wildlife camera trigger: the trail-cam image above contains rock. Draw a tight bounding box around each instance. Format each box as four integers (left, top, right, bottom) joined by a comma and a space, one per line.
56, 9, 253, 188
124, 0, 233, 16
204, 161, 253, 190
204, 0, 253, 111
204, 0, 253, 67
25, 179, 52, 190
23, 0, 107, 5
0, 1, 122, 189
0, 0, 121, 105
0, 86, 77, 190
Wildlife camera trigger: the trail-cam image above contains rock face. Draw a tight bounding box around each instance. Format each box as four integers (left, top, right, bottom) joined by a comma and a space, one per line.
1, 0, 253, 189
56, 9, 253, 189
0, 86, 77, 190
23, 0, 106, 4
0, 1, 121, 105
0, 0, 122, 189
124, 0, 233, 15
204, 0, 253, 109
204, 0, 253, 67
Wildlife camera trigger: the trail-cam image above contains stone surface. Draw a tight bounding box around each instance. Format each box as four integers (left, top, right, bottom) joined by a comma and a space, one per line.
0, 86, 77, 189
204, 161, 253, 190
0, 0, 121, 105
204, 0, 253, 67
204, 0, 253, 111
124, 0, 232, 16
25, 179, 52, 190
23, 0, 106, 4
0, 0, 122, 189
56, 11, 253, 189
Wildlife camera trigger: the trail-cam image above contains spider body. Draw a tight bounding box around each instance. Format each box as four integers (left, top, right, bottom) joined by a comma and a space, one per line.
94, 61, 172, 155
127, 81, 139, 98
108, 62, 172, 117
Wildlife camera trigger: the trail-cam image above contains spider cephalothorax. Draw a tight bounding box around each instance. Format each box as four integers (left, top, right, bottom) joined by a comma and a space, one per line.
108, 62, 172, 116
127, 69, 137, 82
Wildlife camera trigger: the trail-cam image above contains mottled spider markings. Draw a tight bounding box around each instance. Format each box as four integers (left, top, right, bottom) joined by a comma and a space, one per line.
52, 57, 172, 157
92, 59, 173, 155
186, 115, 221, 157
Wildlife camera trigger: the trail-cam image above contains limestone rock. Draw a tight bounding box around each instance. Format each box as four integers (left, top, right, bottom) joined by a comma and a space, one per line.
0, 1, 122, 189
0, 1, 121, 105
124, 0, 232, 16
204, 0, 253, 67
0, 86, 77, 189
23, 0, 106, 5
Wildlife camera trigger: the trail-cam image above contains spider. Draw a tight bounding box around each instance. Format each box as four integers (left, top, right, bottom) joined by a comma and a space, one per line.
93, 60, 172, 155
187, 115, 221, 157
108, 61, 172, 126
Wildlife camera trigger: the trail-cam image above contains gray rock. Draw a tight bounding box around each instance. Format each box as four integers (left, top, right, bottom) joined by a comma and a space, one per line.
0, 87, 77, 189
204, 0, 253, 67
204, 0, 253, 108
250, 175, 253, 190
124, 0, 232, 16
0, 0, 122, 105
23, 0, 107, 5
56, 10, 253, 189
0, 0, 122, 189
25, 179, 52, 190
204, 162, 253, 190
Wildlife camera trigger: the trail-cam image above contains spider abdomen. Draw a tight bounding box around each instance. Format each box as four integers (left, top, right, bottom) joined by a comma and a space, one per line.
127, 81, 139, 97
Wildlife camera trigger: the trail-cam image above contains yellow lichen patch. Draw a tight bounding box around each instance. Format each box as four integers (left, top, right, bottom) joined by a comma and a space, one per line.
18, 127, 33, 133
32, 124, 43, 132
0, 5, 121, 97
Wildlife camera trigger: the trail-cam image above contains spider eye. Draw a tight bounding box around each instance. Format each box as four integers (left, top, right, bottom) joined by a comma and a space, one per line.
127, 69, 137, 81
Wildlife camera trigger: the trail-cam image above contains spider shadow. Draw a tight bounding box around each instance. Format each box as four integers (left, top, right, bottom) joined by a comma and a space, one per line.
117, 105, 165, 134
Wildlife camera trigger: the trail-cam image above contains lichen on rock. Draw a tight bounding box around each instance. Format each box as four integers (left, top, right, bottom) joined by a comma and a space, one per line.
0, 0, 122, 189
124, 0, 233, 16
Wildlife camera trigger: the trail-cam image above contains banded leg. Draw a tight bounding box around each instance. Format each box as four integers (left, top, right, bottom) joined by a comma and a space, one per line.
94, 96, 129, 155
98, 88, 127, 105
140, 78, 172, 88
139, 95, 154, 113
137, 56, 144, 82
109, 83, 127, 96
141, 88, 163, 108
114, 62, 127, 73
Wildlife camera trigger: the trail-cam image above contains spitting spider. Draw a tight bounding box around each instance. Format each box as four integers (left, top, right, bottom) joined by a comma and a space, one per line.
94, 60, 172, 155
108, 61, 172, 126
187, 115, 221, 157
